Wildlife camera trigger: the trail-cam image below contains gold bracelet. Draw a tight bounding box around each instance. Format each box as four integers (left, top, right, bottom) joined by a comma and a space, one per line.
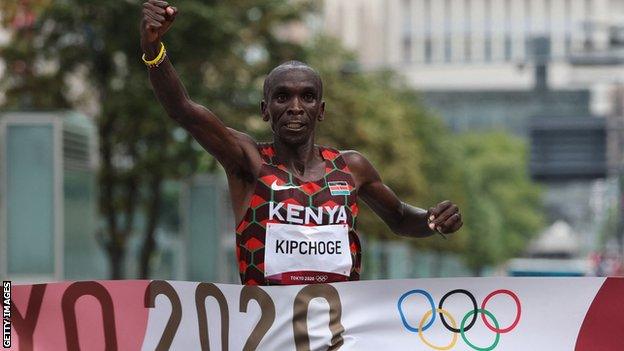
141, 42, 166, 68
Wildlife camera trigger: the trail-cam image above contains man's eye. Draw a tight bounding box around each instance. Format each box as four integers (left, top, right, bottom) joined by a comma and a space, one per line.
276, 94, 287, 102
303, 93, 314, 101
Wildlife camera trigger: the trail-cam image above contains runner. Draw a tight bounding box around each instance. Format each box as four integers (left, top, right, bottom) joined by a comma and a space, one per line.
140, 0, 463, 285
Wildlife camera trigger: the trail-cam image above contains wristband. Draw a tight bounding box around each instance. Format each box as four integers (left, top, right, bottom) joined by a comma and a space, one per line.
142, 42, 166, 68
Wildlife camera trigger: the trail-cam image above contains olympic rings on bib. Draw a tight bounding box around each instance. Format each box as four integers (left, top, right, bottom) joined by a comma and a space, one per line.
397, 288, 521, 351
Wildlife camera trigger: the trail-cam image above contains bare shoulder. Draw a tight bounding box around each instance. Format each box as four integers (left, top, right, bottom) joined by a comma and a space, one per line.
340, 149, 379, 174
340, 150, 370, 170
339, 150, 381, 187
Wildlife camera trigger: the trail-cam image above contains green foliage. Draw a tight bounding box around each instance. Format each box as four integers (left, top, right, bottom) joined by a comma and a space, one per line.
308, 39, 425, 238
456, 132, 544, 274
305, 38, 543, 270
1, 1, 544, 277
307, 39, 464, 253
1, 0, 311, 278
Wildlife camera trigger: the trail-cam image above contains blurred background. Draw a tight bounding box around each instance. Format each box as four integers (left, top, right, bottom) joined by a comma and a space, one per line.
0, 0, 622, 283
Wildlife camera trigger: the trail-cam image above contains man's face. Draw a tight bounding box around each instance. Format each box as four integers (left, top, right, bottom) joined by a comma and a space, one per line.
261, 67, 325, 145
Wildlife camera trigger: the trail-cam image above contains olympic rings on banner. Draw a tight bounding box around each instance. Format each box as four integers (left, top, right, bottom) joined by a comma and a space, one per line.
461, 308, 500, 351
397, 289, 436, 332
480, 289, 521, 333
396, 288, 521, 351
419, 309, 458, 351
438, 289, 478, 333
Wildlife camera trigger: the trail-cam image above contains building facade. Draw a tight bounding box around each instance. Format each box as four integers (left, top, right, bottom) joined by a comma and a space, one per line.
0, 111, 105, 283
324, 0, 624, 91
322, 0, 624, 272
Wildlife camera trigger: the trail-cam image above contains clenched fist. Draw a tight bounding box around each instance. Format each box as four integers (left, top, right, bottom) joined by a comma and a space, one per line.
140, 0, 177, 54
427, 200, 462, 235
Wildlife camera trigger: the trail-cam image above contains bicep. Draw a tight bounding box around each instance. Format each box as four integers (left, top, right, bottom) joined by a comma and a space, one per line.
359, 179, 404, 227
178, 101, 260, 176
344, 151, 403, 226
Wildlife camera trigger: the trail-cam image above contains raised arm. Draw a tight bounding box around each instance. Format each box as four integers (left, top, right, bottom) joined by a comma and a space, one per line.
140, 0, 260, 178
342, 151, 463, 238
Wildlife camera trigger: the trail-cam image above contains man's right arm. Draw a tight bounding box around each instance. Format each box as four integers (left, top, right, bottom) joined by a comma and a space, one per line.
140, 0, 260, 177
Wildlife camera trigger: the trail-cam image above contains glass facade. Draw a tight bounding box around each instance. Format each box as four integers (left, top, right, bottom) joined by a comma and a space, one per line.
2, 112, 101, 281
184, 175, 238, 283
423, 89, 592, 134
63, 169, 105, 279
6, 125, 55, 275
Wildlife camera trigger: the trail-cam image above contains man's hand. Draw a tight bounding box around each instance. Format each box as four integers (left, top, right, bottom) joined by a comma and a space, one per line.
428, 200, 462, 234
141, 0, 177, 53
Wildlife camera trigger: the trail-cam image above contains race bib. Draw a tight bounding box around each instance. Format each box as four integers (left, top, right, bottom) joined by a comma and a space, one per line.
265, 223, 352, 284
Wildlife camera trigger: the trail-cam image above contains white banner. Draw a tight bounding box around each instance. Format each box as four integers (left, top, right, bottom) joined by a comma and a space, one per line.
6, 277, 624, 350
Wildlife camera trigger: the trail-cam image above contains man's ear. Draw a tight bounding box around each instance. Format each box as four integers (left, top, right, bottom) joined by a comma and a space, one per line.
261, 100, 269, 121
318, 101, 325, 121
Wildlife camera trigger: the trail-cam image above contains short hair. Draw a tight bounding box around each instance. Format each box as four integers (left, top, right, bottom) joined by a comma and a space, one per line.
262, 61, 323, 101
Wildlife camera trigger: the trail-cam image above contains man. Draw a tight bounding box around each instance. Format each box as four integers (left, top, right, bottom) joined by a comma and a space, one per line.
140, 0, 462, 285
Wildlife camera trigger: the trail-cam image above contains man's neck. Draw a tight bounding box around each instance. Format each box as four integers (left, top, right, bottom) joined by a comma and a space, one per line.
273, 137, 321, 176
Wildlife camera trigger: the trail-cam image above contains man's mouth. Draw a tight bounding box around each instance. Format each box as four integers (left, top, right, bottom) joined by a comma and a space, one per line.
282, 121, 306, 131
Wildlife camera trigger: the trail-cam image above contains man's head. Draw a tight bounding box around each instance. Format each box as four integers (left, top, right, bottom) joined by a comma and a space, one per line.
261, 61, 325, 145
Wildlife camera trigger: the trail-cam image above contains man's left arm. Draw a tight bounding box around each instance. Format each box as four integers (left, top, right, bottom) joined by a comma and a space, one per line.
343, 151, 462, 237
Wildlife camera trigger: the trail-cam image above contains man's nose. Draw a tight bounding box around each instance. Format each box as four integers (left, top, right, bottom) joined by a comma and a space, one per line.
287, 97, 304, 115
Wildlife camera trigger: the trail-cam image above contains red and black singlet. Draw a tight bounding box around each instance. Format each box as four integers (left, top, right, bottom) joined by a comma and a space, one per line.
235, 143, 362, 285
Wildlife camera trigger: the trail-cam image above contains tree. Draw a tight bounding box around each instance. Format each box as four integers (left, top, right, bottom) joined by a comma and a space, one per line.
304, 38, 543, 274
1, 0, 311, 278
307, 40, 426, 238
456, 132, 544, 275
2, 1, 544, 278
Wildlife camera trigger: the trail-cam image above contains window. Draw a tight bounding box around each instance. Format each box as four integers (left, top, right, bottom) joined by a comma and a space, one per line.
402, 0, 413, 63
464, 0, 472, 62
425, 0, 433, 63
564, 0, 571, 54
504, 0, 512, 60
444, 0, 452, 62
484, 0, 492, 62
